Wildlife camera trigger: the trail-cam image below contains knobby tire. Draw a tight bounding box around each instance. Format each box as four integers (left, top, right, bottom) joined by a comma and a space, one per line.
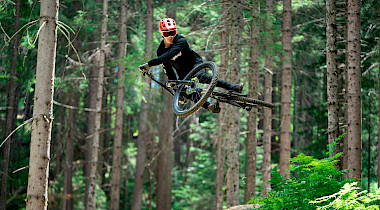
173, 62, 219, 117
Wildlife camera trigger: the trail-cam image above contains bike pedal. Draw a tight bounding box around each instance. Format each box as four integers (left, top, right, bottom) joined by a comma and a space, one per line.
179, 97, 187, 104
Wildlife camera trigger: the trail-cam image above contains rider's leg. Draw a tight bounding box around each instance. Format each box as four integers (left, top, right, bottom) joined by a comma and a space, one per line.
195, 69, 244, 92
164, 65, 178, 80
181, 92, 220, 113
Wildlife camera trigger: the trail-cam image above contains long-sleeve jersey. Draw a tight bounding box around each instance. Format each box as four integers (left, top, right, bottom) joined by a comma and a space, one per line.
147, 34, 203, 80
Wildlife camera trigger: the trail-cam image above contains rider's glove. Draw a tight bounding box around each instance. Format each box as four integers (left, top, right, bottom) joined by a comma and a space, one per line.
139, 63, 150, 76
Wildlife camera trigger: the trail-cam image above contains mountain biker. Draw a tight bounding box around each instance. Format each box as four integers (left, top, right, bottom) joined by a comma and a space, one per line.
139, 18, 243, 113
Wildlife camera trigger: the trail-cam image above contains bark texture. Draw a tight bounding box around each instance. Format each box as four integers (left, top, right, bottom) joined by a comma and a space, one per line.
156, 87, 174, 210
378, 4, 380, 188
85, 0, 108, 208
110, 0, 128, 209
378, 5, 380, 187
131, 0, 153, 208
262, 0, 273, 197
155, 2, 176, 209
327, 0, 340, 161
279, 0, 292, 178
226, 0, 242, 207
63, 87, 76, 210
216, 1, 229, 209
346, 0, 362, 180
26, 0, 58, 209
245, 0, 259, 202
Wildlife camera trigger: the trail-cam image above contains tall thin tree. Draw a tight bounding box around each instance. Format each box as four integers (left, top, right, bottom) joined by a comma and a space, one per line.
131, 0, 153, 209
84, 0, 101, 199
156, 71, 174, 210
245, 0, 259, 202
85, 0, 108, 208
346, 0, 362, 180
1, 0, 20, 208
63, 87, 76, 210
110, 0, 128, 209
25, 0, 59, 209
226, 0, 243, 207
378, 2, 380, 188
279, 0, 292, 178
155, 2, 176, 209
216, 0, 229, 208
326, 0, 340, 162
262, 0, 274, 197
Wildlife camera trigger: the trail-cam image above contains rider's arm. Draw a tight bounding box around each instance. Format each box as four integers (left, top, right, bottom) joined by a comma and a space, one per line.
147, 37, 189, 67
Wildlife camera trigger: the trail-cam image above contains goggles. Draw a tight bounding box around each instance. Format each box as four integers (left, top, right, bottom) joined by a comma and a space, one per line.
161, 30, 177, 37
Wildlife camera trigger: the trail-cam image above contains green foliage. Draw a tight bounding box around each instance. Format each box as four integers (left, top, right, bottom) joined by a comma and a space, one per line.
48, 170, 108, 209
172, 147, 217, 210
311, 182, 380, 210
252, 153, 355, 209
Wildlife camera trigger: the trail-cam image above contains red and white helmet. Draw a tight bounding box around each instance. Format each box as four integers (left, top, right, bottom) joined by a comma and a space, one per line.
159, 18, 177, 31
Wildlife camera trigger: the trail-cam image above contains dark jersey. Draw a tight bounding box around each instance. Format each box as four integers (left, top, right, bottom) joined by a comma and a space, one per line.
147, 34, 203, 80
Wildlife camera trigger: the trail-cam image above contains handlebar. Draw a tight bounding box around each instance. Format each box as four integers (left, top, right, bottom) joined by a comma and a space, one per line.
138, 67, 174, 96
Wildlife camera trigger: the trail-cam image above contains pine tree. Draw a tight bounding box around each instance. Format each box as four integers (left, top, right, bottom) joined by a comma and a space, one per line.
216, 0, 229, 208
346, 0, 362, 180
262, 0, 274, 197
131, 0, 153, 209
26, 0, 59, 209
326, 0, 340, 161
85, 0, 108, 208
226, 0, 243, 207
110, 0, 128, 209
245, 0, 259, 202
279, 0, 292, 178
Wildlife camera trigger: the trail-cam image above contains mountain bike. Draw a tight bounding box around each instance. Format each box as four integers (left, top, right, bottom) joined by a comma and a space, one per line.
140, 61, 274, 117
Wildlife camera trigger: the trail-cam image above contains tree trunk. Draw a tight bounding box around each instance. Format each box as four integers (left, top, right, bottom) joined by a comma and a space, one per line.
110, 0, 128, 209
85, 45, 99, 203
63, 87, 76, 210
226, 0, 242, 207
326, 0, 340, 161
346, 0, 361, 180
166, 0, 177, 18
1, 0, 20, 208
156, 84, 174, 210
342, 0, 349, 173
279, 0, 292, 178
155, 3, 176, 210
245, 0, 259, 202
131, 0, 153, 209
378, 7, 380, 187
262, 0, 273, 197
216, 1, 229, 209
85, 0, 108, 208
25, 0, 58, 209
84, 0, 102, 187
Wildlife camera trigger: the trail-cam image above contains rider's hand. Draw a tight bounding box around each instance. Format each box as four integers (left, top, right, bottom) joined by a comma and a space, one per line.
139, 63, 150, 76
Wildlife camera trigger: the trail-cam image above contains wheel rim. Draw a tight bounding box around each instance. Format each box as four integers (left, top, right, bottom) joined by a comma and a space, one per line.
173, 62, 218, 117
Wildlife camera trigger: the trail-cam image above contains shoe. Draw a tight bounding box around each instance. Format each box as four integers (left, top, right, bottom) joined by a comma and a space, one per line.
179, 96, 186, 104
208, 103, 221, 113
231, 83, 244, 93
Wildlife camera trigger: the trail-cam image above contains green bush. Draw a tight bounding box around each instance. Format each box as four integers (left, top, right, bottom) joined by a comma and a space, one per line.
310, 182, 380, 210
251, 153, 356, 210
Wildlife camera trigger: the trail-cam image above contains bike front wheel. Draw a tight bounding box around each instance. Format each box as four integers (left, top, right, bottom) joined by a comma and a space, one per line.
173, 62, 219, 117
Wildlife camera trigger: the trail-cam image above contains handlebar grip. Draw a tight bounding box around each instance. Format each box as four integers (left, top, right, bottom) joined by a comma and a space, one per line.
139, 67, 147, 76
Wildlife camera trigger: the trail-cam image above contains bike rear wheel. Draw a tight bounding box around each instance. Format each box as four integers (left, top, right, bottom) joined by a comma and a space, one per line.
173, 62, 219, 117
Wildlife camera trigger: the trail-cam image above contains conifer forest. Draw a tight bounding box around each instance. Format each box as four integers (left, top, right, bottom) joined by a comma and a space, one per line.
2, 0, 380, 209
